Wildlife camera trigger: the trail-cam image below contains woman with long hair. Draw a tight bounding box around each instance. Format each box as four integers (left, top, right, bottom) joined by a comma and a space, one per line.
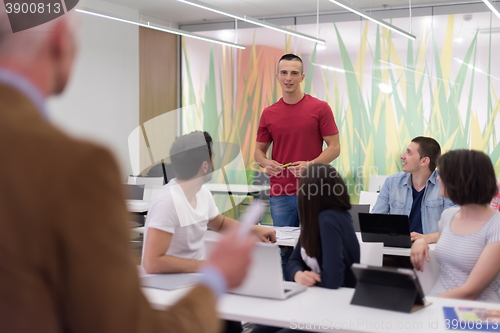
411, 149, 500, 301
287, 163, 360, 289
252, 164, 360, 333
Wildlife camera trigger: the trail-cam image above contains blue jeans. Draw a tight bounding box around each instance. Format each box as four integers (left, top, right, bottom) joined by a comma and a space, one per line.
270, 195, 299, 280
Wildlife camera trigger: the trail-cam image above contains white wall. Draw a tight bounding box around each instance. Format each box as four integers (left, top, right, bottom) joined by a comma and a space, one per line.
47, 0, 139, 178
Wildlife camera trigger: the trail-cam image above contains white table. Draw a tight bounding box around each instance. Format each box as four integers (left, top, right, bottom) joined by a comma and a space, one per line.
205, 183, 269, 197
271, 228, 437, 257
142, 285, 500, 333
127, 199, 150, 213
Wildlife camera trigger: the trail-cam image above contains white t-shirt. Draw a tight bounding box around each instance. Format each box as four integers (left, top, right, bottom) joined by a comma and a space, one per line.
143, 179, 219, 261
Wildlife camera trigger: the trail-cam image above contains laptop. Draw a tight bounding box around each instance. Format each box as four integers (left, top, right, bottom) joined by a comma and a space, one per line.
358, 213, 412, 248
204, 239, 307, 300
348, 204, 370, 232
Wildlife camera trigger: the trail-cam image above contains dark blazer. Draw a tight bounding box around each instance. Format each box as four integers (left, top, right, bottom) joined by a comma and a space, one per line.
287, 209, 360, 289
0, 83, 220, 333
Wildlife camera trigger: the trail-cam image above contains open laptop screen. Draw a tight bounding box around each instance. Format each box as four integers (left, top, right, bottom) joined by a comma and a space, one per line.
358, 213, 412, 248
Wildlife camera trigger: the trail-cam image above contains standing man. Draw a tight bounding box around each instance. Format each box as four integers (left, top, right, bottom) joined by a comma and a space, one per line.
372, 137, 454, 243
255, 54, 340, 277
0, 10, 254, 333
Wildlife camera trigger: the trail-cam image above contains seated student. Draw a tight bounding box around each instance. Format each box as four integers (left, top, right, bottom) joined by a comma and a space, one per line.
252, 164, 360, 333
411, 150, 500, 302
143, 131, 276, 333
288, 163, 360, 288
372, 136, 454, 243
142, 131, 276, 274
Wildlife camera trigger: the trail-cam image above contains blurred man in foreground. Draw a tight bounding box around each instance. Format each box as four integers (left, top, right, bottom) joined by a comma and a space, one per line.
0, 9, 254, 333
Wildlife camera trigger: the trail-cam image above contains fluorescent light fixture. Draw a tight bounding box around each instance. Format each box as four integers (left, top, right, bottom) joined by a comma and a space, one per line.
312, 63, 345, 73
176, 0, 326, 44
379, 59, 453, 84
454, 57, 500, 81
454, 58, 483, 73
482, 0, 500, 20
327, 0, 416, 40
75, 8, 245, 49
378, 83, 393, 94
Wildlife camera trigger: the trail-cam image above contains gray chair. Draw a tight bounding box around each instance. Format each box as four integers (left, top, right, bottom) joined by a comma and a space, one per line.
239, 171, 271, 224
145, 162, 175, 184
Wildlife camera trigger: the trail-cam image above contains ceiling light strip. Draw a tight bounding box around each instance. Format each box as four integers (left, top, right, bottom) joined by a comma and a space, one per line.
75, 8, 246, 49
482, 0, 500, 19
176, 0, 326, 44
327, 0, 416, 40
312, 63, 345, 73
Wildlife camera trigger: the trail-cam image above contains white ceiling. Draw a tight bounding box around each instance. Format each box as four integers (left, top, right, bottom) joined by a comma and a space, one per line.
101, 0, 482, 26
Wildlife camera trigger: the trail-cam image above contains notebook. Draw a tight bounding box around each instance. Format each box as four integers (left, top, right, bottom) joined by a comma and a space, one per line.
348, 204, 371, 232
204, 238, 307, 300
358, 213, 412, 248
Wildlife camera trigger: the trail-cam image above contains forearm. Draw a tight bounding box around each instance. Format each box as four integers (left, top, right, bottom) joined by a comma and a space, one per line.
313, 144, 340, 164
143, 255, 205, 274
424, 232, 440, 244
215, 215, 274, 242
254, 148, 269, 166
438, 285, 480, 301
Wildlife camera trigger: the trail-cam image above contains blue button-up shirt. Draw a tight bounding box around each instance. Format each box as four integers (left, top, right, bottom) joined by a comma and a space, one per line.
371, 170, 454, 234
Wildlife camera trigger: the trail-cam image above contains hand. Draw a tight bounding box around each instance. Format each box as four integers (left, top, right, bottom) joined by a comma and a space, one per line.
252, 225, 276, 243
294, 271, 321, 287
410, 238, 430, 272
262, 160, 284, 176
207, 227, 255, 289
288, 161, 310, 177
410, 232, 425, 242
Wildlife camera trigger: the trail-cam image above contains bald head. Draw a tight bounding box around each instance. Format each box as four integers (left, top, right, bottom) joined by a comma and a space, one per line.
0, 8, 78, 96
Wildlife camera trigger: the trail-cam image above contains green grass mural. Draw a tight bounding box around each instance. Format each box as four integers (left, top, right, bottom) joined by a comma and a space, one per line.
181, 12, 500, 205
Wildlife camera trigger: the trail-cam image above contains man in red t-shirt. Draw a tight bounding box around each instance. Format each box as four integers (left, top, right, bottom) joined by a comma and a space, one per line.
254, 54, 340, 278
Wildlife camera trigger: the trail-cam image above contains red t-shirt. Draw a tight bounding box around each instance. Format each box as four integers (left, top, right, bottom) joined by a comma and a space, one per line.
256, 94, 339, 196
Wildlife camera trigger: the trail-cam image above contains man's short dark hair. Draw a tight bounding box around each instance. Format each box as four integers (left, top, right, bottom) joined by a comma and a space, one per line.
438, 149, 498, 205
170, 131, 213, 180
411, 136, 441, 172
278, 54, 303, 73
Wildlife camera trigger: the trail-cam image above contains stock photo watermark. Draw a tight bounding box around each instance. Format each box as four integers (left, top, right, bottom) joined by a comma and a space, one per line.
289, 318, 440, 331
3, 0, 78, 33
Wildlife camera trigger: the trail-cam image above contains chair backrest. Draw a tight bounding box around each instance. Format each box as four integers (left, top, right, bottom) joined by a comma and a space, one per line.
355, 233, 383, 266
123, 184, 145, 200
368, 175, 389, 192
145, 162, 175, 184
251, 171, 270, 200
252, 171, 270, 186
359, 242, 383, 267
128, 176, 165, 187
358, 191, 379, 212
348, 204, 370, 232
